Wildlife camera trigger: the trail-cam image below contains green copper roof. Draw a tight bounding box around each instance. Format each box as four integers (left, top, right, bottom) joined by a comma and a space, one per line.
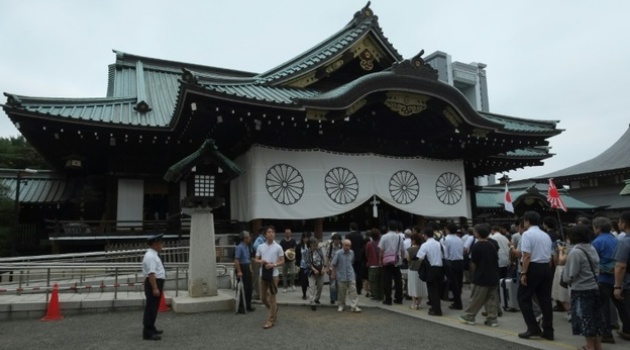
620, 179, 630, 196
0, 170, 72, 204
164, 139, 243, 183
500, 147, 552, 158
197, 82, 318, 106
479, 112, 560, 135
257, 2, 402, 85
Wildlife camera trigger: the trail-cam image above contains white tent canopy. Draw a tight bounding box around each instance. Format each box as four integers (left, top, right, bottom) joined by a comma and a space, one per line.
231, 145, 469, 221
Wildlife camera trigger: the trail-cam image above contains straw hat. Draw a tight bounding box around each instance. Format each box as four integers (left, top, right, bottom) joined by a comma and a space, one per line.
285, 249, 296, 261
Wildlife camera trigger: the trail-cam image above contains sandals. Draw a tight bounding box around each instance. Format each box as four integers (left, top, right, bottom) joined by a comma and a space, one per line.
263, 322, 274, 329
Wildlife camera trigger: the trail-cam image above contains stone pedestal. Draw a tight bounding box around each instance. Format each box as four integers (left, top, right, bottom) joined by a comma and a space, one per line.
187, 207, 217, 297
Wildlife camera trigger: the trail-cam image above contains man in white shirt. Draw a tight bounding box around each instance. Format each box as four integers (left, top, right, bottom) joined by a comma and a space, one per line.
443, 223, 464, 310
379, 220, 405, 305
517, 211, 554, 341
142, 234, 166, 341
417, 227, 445, 316
255, 225, 284, 330
490, 225, 511, 279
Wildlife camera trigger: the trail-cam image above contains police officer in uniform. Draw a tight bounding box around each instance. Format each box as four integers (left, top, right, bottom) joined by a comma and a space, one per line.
142, 233, 165, 341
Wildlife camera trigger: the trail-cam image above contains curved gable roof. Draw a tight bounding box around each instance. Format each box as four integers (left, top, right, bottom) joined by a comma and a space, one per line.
538, 124, 630, 179
256, 2, 402, 86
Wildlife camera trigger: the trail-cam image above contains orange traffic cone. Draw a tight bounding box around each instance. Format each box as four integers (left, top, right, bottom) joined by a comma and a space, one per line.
158, 291, 170, 312
41, 283, 63, 321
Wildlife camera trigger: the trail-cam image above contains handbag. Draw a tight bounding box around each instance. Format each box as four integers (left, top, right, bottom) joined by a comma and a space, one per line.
383, 251, 398, 266
261, 265, 274, 282
383, 236, 402, 266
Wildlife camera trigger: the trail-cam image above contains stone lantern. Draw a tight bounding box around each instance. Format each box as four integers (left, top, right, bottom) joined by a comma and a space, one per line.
164, 139, 243, 310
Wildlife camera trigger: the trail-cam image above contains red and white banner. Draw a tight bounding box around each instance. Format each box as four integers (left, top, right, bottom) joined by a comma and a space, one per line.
504, 183, 514, 213
547, 178, 568, 212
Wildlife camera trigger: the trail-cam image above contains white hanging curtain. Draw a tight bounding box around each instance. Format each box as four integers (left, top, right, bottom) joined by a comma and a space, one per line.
230, 146, 468, 221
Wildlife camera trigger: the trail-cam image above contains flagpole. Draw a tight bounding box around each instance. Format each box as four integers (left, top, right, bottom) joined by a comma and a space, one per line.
555, 208, 565, 241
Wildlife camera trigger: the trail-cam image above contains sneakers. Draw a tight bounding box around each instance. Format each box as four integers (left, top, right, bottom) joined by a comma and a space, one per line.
338, 306, 344, 312
291, 285, 296, 292
283, 288, 287, 293
351, 307, 362, 313
458, 314, 476, 325
484, 319, 498, 327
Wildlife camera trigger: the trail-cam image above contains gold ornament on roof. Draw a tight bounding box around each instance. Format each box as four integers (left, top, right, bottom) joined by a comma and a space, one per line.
384, 92, 429, 117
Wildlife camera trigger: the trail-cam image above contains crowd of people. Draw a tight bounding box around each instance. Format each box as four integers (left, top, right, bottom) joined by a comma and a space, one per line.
230, 213, 630, 350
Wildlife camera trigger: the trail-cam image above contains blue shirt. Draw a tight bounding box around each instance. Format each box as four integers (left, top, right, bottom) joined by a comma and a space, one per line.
444, 233, 464, 261
235, 242, 251, 264
253, 234, 265, 252
592, 232, 618, 285
613, 236, 630, 289
332, 249, 355, 282
521, 225, 552, 263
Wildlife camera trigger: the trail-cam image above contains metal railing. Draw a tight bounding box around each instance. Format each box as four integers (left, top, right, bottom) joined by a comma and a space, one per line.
0, 246, 234, 301
0, 263, 231, 300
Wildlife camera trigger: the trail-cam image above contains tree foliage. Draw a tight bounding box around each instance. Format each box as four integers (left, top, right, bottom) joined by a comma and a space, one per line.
0, 136, 49, 256
0, 136, 50, 170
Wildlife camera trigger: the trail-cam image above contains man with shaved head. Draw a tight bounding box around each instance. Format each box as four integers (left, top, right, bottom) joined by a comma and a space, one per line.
331, 239, 362, 312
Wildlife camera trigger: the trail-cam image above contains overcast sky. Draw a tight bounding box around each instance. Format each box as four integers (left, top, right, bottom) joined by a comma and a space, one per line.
1, 0, 629, 181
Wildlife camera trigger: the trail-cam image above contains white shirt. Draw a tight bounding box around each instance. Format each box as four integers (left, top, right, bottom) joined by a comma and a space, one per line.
619, 232, 627, 240
463, 235, 476, 257
416, 238, 443, 266
520, 225, 552, 263
142, 248, 165, 279
403, 238, 412, 250
444, 233, 464, 260
489, 232, 511, 268
256, 241, 284, 276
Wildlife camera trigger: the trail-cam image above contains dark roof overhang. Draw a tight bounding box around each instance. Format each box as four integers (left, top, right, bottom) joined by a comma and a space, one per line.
536, 125, 630, 181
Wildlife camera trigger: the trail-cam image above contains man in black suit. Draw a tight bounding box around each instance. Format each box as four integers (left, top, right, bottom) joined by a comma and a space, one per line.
345, 222, 365, 295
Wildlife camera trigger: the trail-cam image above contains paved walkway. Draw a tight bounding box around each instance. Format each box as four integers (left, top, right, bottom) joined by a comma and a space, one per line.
1, 282, 628, 350
271, 282, 627, 350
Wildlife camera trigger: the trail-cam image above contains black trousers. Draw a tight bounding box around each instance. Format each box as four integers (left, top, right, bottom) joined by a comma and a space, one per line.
517, 262, 553, 335
299, 267, 309, 297
353, 262, 363, 294
600, 282, 630, 334
427, 266, 444, 314
382, 265, 402, 303
143, 278, 165, 337
448, 260, 463, 307
238, 264, 253, 311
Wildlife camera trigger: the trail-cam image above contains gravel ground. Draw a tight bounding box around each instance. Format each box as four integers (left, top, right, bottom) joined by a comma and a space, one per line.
0, 305, 539, 350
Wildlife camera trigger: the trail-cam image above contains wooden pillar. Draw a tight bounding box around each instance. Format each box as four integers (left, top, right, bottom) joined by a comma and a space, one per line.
416, 215, 425, 230
251, 219, 262, 236
314, 218, 323, 240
